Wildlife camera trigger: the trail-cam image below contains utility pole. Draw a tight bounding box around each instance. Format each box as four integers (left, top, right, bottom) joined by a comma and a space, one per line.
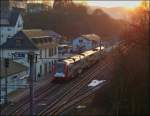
4, 58, 9, 105
0, 60, 2, 115
99, 39, 102, 55
0, 32, 2, 114
28, 52, 35, 116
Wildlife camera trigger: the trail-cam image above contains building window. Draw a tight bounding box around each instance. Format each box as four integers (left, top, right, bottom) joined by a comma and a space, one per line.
40, 49, 42, 58
79, 39, 83, 43
45, 48, 47, 58
54, 47, 55, 55
55, 47, 57, 55
40, 65, 42, 75
52, 48, 53, 56
49, 48, 51, 57
8, 28, 11, 31
49, 62, 51, 73
16, 39, 21, 46
53, 47, 55, 55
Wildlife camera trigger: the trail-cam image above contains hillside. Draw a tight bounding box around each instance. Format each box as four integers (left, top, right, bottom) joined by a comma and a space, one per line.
89, 6, 133, 21
24, 5, 127, 38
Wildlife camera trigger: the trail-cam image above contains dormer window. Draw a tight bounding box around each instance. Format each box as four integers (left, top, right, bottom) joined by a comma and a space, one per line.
15, 37, 22, 46
79, 39, 83, 43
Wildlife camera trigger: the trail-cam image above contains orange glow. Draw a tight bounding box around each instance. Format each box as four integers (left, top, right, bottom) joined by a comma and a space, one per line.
75, 0, 141, 9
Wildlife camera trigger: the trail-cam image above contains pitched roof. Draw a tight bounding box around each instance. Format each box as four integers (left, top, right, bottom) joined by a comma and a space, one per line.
23, 29, 51, 38
0, 9, 21, 26
81, 34, 101, 42
0, 29, 60, 50
0, 59, 28, 78
0, 31, 37, 50
23, 29, 62, 39
48, 30, 62, 39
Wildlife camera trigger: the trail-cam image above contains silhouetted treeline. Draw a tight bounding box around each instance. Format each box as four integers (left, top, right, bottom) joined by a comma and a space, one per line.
23, 3, 125, 38
110, 4, 149, 115
92, 3, 149, 115
119, 4, 149, 115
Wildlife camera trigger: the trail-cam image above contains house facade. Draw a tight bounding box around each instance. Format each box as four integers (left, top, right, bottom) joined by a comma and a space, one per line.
72, 34, 101, 52
0, 9, 23, 45
1, 29, 60, 81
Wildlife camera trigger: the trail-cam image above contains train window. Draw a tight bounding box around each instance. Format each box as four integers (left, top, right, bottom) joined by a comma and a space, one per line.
56, 63, 65, 73
79, 40, 83, 43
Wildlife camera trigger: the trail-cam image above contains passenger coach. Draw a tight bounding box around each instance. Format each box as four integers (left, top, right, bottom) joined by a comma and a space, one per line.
52, 47, 103, 80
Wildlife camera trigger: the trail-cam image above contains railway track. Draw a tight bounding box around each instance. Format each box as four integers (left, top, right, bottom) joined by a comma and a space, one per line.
11, 55, 107, 115
10, 71, 90, 116
1, 80, 50, 114
55, 63, 115, 115
38, 43, 119, 115
2, 82, 60, 116
8, 59, 103, 115
13, 84, 61, 116
38, 58, 113, 115
35, 61, 105, 115
56, 81, 110, 115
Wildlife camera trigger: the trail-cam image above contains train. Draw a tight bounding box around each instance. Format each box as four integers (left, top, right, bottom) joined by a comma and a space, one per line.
52, 47, 104, 80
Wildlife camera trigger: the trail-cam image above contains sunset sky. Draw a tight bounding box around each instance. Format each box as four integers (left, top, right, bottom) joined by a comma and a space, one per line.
28, 0, 142, 9
85, 1, 142, 8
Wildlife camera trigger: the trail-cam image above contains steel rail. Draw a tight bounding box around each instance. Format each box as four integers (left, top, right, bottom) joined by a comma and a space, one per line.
39, 60, 110, 115
49, 62, 113, 115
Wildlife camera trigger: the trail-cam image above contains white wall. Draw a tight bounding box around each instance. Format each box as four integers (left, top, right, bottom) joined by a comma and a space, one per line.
72, 37, 101, 52
72, 37, 91, 52
36, 47, 58, 79
14, 15, 23, 33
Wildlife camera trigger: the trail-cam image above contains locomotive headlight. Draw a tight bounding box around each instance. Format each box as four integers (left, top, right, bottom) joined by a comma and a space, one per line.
54, 72, 65, 77
101, 46, 105, 50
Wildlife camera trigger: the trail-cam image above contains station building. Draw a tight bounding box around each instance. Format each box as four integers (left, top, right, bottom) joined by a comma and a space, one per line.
0, 29, 61, 81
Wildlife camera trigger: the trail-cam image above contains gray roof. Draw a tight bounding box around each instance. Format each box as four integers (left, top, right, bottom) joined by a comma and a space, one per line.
0, 31, 37, 50
0, 29, 60, 50
0, 9, 21, 26
81, 34, 101, 42
0, 59, 28, 78
23, 29, 62, 39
